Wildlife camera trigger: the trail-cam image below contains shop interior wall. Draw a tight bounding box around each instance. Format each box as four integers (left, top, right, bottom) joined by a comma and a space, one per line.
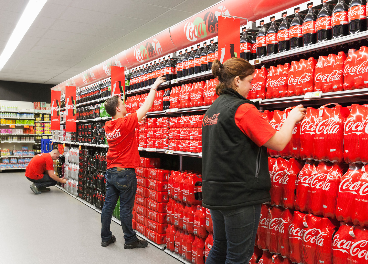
0, 80, 53, 103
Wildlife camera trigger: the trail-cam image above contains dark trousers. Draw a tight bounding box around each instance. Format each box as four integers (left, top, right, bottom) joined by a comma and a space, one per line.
101, 167, 138, 244
26, 172, 57, 188
205, 204, 261, 264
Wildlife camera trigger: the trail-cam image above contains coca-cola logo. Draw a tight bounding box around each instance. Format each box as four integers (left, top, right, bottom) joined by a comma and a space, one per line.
344, 120, 367, 135
315, 70, 343, 83
268, 218, 281, 232
106, 129, 121, 140
303, 228, 327, 246
252, 81, 264, 90
348, 5, 366, 21
302, 21, 316, 33
316, 16, 331, 30
289, 223, 304, 240
297, 172, 313, 187
288, 73, 312, 86
289, 25, 302, 37
333, 234, 368, 260
315, 119, 340, 135
332, 11, 348, 26
310, 174, 331, 190
269, 120, 282, 131
339, 177, 368, 195
272, 170, 289, 184
277, 29, 289, 40
267, 77, 287, 87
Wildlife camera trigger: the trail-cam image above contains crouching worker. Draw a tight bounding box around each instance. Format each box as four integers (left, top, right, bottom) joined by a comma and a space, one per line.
25, 149, 67, 194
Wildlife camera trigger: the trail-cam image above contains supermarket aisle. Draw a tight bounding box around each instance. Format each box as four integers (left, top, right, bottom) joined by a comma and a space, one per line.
0, 172, 178, 264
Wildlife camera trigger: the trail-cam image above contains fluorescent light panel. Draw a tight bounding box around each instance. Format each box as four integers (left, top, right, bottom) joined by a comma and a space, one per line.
0, 0, 47, 71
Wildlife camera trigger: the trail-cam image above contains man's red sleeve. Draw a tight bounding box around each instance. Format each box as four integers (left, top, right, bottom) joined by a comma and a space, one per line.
235, 103, 276, 147
121, 113, 139, 132
45, 155, 54, 171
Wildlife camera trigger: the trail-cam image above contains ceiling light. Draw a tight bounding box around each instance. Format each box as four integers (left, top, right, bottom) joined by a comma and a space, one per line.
0, 0, 47, 71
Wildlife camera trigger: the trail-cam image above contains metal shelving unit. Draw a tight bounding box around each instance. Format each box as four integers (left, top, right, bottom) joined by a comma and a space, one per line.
0, 156, 34, 158
76, 116, 111, 123
1, 141, 36, 143
76, 96, 110, 107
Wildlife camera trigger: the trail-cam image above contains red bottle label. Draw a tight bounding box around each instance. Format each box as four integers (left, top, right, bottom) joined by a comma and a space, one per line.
166, 67, 175, 74
277, 29, 290, 41
266, 33, 278, 45
207, 53, 215, 62
200, 55, 207, 64
183, 60, 189, 70
316, 16, 332, 31
289, 25, 303, 38
240, 43, 252, 53
256, 36, 266, 47
251, 43, 257, 54
302, 21, 316, 34
348, 5, 366, 21
176, 62, 183, 71
195, 57, 201, 67
332, 11, 348, 26
189, 59, 195, 68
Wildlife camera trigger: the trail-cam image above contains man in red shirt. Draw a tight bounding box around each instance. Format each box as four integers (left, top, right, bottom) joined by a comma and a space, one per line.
101, 76, 165, 248
26, 149, 67, 194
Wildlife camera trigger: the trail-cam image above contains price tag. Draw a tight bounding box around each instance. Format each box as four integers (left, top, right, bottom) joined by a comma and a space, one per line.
199, 153, 202, 158
79, 146, 81, 150
9, 125, 15, 128
165, 150, 174, 155
166, 108, 179, 113
146, 148, 156, 152
138, 147, 143, 151
171, 79, 178, 84
251, 99, 262, 103
304, 91, 322, 99
24, 125, 29, 128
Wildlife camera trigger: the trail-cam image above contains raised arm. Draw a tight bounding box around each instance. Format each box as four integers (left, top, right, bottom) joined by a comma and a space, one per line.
136, 76, 166, 122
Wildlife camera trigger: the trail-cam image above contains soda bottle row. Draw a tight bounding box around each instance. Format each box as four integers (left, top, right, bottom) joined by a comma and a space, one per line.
168, 171, 202, 205
126, 90, 164, 113
257, 0, 368, 57
249, 250, 293, 264
77, 78, 111, 104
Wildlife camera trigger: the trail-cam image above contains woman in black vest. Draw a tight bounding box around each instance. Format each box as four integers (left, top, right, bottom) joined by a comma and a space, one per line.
202, 58, 306, 264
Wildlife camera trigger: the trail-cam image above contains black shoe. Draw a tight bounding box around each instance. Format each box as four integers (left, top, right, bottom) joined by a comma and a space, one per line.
101, 235, 116, 247
124, 239, 148, 249
30, 184, 41, 195
39, 187, 51, 192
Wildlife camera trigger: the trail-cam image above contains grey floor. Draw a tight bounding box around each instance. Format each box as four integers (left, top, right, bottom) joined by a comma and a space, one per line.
0, 172, 179, 264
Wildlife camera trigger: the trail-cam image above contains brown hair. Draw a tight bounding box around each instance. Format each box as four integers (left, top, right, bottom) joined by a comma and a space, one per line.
212, 58, 255, 95
104, 95, 120, 117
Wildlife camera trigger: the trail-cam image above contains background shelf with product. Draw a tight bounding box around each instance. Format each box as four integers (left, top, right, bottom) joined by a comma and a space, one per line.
0, 101, 52, 171
50, 0, 368, 263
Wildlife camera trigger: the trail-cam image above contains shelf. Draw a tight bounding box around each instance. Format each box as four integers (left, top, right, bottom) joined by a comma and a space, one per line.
141, 106, 210, 117
0, 110, 34, 113
126, 81, 172, 96
76, 116, 111, 123
0, 117, 35, 120
138, 147, 202, 158
34, 110, 51, 114
164, 250, 192, 264
255, 30, 368, 64
0, 124, 34, 126
53, 140, 108, 148
76, 96, 110, 107
0, 134, 37, 136
0, 167, 26, 171
1, 141, 36, 143
0, 156, 34, 158
35, 120, 50, 123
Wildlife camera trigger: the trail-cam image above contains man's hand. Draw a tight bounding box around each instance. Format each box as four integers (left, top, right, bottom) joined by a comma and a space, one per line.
288, 104, 306, 123
152, 76, 166, 89
60, 178, 67, 184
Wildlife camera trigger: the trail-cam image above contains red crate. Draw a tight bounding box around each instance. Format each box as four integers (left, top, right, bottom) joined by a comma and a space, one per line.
148, 169, 170, 181
136, 167, 144, 177
145, 218, 167, 234
146, 208, 167, 224
137, 176, 147, 187
135, 195, 146, 207
147, 189, 169, 203
146, 199, 167, 213
136, 222, 146, 235
147, 179, 168, 192
136, 213, 146, 225
135, 204, 146, 216
132, 219, 137, 230
136, 186, 145, 197
145, 229, 166, 245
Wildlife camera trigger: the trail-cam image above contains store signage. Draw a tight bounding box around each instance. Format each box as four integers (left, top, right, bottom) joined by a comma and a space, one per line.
65, 86, 76, 132
51, 90, 61, 131
111, 66, 125, 100
218, 16, 240, 62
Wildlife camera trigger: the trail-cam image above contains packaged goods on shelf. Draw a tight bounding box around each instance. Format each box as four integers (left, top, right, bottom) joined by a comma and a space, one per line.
0, 105, 18, 112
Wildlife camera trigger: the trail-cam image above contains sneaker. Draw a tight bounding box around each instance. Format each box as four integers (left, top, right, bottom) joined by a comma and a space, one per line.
124, 239, 148, 249
101, 235, 116, 247
39, 187, 51, 192
30, 184, 41, 195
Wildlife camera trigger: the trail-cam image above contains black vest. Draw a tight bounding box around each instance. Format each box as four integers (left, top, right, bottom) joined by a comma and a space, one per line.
201, 89, 271, 210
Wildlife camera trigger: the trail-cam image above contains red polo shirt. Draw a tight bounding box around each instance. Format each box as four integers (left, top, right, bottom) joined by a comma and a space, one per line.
25, 153, 54, 180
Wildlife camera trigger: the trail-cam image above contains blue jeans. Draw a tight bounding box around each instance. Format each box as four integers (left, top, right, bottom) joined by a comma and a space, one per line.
26, 172, 57, 188
206, 204, 261, 264
101, 167, 138, 244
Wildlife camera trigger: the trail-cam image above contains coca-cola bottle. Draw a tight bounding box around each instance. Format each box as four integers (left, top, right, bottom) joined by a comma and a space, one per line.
256, 21, 268, 58
207, 40, 216, 70
176, 52, 183, 79
250, 32, 258, 60
182, 49, 189, 77
267, 17, 278, 55
200, 42, 208, 72
240, 28, 252, 60
290, 10, 303, 49
194, 44, 202, 74
348, 0, 367, 34
332, 0, 349, 38
303, 4, 317, 46
316, 0, 332, 42
188, 47, 196, 76
278, 13, 290, 52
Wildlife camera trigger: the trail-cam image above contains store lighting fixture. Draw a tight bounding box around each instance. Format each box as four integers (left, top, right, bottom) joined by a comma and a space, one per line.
0, 0, 47, 71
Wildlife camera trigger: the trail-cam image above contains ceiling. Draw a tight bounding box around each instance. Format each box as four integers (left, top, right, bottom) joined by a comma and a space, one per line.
0, 0, 222, 85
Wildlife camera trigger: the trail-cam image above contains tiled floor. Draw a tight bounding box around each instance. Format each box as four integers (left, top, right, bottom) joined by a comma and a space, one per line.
0, 172, 178, 264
